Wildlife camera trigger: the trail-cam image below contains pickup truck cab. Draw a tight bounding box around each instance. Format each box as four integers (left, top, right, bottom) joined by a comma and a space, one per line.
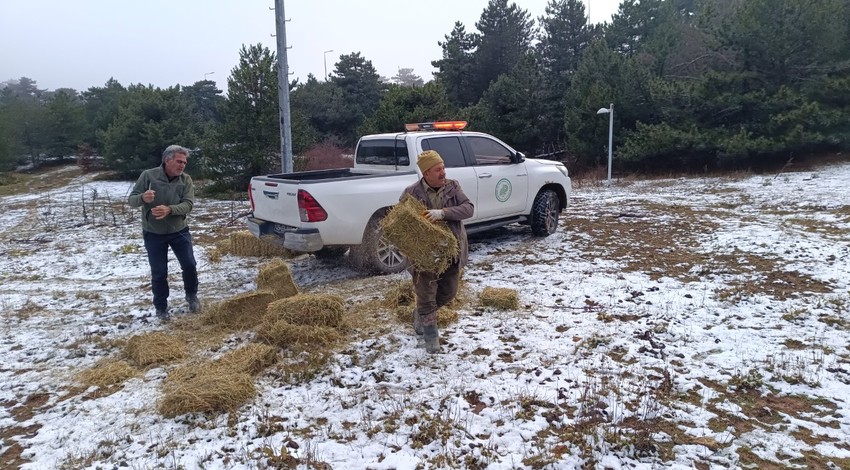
247, 121, 571, 274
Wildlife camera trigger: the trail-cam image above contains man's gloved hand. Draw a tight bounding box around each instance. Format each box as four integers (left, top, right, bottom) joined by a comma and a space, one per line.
422, 209, 445, 222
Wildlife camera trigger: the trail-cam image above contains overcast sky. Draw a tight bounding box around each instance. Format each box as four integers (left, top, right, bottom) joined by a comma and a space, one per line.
0, 0, 622, 93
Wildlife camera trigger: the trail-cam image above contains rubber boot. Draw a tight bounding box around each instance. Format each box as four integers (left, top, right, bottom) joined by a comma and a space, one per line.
413, 311, 424, 345
187, 294, 202, 313
423, 325, 439, 354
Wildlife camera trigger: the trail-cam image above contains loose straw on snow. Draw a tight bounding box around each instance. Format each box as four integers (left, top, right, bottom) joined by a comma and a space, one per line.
78, 360, 136, 388
124, 332, 187, 366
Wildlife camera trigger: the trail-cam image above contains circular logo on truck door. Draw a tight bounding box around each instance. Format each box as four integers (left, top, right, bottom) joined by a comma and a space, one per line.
495, 178, 512, 202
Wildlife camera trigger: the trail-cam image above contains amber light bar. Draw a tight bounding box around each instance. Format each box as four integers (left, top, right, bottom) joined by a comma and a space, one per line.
404, 121, 468, 131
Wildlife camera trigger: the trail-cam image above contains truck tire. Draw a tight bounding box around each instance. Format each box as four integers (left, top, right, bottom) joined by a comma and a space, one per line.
350, 219, 409, 274
530, 189, 560, 236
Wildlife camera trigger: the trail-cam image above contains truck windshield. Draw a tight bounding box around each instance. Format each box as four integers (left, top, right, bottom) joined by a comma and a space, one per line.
356, 139, 410, 166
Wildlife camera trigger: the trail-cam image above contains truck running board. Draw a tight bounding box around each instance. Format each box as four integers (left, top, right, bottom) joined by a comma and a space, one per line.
466, 216, 527, 235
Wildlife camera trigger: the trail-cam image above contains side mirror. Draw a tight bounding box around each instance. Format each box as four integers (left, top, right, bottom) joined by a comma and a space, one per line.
514, 152, 526, 163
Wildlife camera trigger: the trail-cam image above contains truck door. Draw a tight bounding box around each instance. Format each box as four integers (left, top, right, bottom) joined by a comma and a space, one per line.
420, 136, 479, 222
464, 135, 528, 220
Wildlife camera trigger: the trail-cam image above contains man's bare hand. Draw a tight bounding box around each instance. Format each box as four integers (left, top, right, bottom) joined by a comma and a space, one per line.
151, 205, 171, 219
142, 189, 156, 204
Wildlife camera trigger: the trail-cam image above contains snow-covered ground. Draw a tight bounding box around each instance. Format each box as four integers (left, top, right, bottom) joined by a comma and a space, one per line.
1, 161, 849, 469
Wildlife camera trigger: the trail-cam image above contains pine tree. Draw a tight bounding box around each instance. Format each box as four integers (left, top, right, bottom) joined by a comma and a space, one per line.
432, 22, 477, 106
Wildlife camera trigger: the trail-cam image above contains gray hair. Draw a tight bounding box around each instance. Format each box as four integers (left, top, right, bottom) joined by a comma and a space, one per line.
162, 145, 190, 162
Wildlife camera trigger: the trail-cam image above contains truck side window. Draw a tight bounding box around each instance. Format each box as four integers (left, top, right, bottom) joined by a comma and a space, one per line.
421, 137, 467, 168
467, 136, 513, 166
356, 139, 410, 166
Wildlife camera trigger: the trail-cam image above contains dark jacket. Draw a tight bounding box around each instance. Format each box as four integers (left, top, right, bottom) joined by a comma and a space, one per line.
401, 178, 474, 269
127, 165, 195, 234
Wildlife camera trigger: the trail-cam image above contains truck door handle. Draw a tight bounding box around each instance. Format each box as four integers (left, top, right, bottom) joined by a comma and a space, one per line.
263, 191, 279, 200
478, 173, 492, 179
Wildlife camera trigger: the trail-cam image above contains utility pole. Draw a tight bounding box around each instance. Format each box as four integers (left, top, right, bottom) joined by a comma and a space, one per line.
274, 0, 293, 173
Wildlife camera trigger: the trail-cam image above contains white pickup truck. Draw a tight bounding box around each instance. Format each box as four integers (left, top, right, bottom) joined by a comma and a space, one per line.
247, 121, 571, 273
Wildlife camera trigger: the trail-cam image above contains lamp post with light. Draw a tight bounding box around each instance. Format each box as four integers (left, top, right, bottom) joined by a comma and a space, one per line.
596, 103, 614, 183
323, 50, 334, 80
203, 71, 214, 81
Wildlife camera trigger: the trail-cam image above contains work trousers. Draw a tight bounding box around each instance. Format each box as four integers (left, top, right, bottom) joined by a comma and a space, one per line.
412, 261, 461, 327
143, 227, 198, 311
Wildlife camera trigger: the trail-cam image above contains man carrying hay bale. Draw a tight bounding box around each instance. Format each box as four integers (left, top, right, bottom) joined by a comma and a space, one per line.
400, 150, 473, 353
128, 145, 201, 321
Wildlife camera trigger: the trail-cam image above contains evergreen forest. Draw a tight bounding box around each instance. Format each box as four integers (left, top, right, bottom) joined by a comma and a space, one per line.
1, 0, 848, 190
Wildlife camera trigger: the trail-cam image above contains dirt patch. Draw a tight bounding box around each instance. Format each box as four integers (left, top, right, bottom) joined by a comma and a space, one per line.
9, 393, 50, 422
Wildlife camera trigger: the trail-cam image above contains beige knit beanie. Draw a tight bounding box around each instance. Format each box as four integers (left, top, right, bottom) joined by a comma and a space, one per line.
417, 150, 443, 173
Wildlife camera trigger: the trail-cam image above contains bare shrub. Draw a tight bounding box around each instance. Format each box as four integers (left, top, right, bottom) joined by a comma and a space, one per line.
298, 142, 352, 171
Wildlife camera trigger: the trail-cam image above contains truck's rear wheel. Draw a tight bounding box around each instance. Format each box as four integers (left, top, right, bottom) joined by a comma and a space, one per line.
350, 219, 409, 274
530, 189, 560, 236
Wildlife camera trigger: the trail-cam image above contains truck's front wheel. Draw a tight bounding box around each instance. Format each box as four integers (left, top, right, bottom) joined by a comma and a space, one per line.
530, 189, 560, 236
350, 219, 409, 274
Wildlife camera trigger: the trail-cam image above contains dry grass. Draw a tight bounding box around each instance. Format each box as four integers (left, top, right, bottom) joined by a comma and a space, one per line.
566, 200, 832, 301
78, 360, 136, 388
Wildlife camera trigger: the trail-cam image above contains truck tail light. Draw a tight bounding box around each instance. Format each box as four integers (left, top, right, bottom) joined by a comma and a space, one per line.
297, 190, 328, 222
248, 183, 255, 212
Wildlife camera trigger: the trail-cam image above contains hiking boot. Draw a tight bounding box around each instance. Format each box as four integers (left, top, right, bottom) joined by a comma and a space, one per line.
423, 325, 439, 354
186, 295, 201, 313
155, 307, 170, 321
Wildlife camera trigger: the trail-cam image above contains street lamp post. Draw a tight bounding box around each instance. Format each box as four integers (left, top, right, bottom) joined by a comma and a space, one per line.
596, 103, 614, 183
323, 50, 334, 79
204, 71, 215, 81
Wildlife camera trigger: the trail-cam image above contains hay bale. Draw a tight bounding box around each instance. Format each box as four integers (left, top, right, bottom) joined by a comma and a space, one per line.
480, 287, 520, 310
258, 320, 342, 348
214, 343, 278, 375
124, 332, 187, 366
79, 360, 136, 387
158, 372, 256, 418
227, 231, 292, 257
203, 290, 277, 329
384, 281, 415, 307
257, 258, 299, 298
437, 306, 459, 325
207, 246, 223, 263
264, 293, 345, 327
392, 305, 459, 327
380, 195, 458, 274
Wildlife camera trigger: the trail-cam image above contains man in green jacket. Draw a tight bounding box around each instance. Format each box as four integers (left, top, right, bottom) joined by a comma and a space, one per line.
127, 145, 200, 321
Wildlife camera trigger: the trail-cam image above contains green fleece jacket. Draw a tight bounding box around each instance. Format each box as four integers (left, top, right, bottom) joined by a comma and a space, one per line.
127, 165, 195, 234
